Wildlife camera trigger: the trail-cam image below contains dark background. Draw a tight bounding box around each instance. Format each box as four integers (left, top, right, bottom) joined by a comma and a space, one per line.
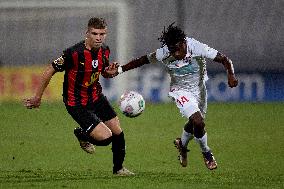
0, 0, 283, 72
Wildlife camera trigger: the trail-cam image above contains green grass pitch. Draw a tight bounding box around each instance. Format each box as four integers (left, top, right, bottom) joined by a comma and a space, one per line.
0, 102, 283, 189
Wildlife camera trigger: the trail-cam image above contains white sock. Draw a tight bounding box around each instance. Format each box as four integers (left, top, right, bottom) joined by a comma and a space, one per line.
181, 129, 194, 148
195, 132, 210, 153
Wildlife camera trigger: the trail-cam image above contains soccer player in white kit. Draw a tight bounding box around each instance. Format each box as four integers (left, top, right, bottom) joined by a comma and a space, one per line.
114, 23, 238, 170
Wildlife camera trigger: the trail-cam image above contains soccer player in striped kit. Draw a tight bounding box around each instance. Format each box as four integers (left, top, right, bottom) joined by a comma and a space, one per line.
114, 23, 238, 170
23, 17, 134, 176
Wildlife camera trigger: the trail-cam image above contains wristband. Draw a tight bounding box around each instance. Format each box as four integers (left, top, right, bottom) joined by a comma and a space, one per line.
118, 66, 123, 74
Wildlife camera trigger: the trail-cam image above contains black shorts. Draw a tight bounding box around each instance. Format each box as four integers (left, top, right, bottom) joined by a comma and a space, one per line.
65, 94, 117, 133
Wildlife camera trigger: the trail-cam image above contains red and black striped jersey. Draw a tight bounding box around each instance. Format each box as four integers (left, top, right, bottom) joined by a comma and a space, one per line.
52, 41, 110, 106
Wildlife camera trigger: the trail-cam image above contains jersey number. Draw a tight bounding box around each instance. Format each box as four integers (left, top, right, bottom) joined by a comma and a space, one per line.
176, 96, 189, 107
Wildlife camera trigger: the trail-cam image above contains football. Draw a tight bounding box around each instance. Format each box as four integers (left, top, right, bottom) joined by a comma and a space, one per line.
118, 91, 145, 118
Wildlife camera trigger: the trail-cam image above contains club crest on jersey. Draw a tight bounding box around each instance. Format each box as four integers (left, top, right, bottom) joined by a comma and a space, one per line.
92, 60, 98, 68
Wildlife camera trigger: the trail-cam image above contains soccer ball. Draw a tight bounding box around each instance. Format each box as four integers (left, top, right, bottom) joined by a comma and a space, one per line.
118, 91, 145, 118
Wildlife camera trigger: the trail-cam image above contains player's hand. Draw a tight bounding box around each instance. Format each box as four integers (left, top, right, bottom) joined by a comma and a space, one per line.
23, 96, 41, 109
228, 73, 238, 88
105, 62, 119, 76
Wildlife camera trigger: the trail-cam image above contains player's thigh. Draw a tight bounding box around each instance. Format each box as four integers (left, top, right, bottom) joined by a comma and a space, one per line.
168, 89, 200, 118
66, 105, 111, 139
91, 95, 122, 135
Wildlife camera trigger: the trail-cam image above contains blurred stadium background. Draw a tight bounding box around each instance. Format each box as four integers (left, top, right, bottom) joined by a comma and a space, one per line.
0, 1, 283, 188
0, 0, 283, 103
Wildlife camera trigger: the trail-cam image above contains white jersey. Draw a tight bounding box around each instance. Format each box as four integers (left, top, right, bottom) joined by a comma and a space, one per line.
152, 37, 218, 93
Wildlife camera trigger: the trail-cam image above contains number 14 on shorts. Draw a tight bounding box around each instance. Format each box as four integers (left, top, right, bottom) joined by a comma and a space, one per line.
176, 96, 189, 107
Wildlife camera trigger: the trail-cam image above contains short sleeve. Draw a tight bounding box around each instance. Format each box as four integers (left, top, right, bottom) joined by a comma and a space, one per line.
52, 50, 71, 72
187, 38, 218, 59
155, 46, 170, 61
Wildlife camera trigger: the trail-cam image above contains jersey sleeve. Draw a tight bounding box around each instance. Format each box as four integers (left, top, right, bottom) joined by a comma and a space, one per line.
51, 50, 71, 72
155, 46, 170, 62
187, 38, 218, 59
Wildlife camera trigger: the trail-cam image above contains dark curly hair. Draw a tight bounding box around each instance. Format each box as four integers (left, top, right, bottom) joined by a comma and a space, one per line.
158, 22, 186, 51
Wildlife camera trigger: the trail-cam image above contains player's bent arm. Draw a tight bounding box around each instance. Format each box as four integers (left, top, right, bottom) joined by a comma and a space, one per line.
23, 64, 56, 109
213, 52, 238, 88
34, 64, 56, 98
213, 52, 234, 74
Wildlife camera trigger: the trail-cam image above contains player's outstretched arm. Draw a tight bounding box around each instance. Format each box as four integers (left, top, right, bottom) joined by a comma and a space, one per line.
23, 64, 56, 109
213, 52, 238, 88
115, 52, 156, 75
107, 52, 157, 76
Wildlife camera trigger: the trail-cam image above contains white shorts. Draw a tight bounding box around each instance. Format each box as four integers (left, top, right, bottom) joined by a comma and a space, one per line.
168, 88, 207, 118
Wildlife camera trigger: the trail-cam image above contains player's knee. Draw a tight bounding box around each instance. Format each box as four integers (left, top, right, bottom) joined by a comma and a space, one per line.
89, 136, 112, 146
191, 112, 205, 138
191, 112, 204, 126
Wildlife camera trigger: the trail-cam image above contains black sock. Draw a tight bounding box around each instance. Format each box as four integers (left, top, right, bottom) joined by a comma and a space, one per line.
112, 131, 125, 173
74, 127, 88, 141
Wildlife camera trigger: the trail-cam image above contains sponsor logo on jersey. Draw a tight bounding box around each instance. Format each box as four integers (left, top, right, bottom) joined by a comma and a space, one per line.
85, 72, 100, 87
